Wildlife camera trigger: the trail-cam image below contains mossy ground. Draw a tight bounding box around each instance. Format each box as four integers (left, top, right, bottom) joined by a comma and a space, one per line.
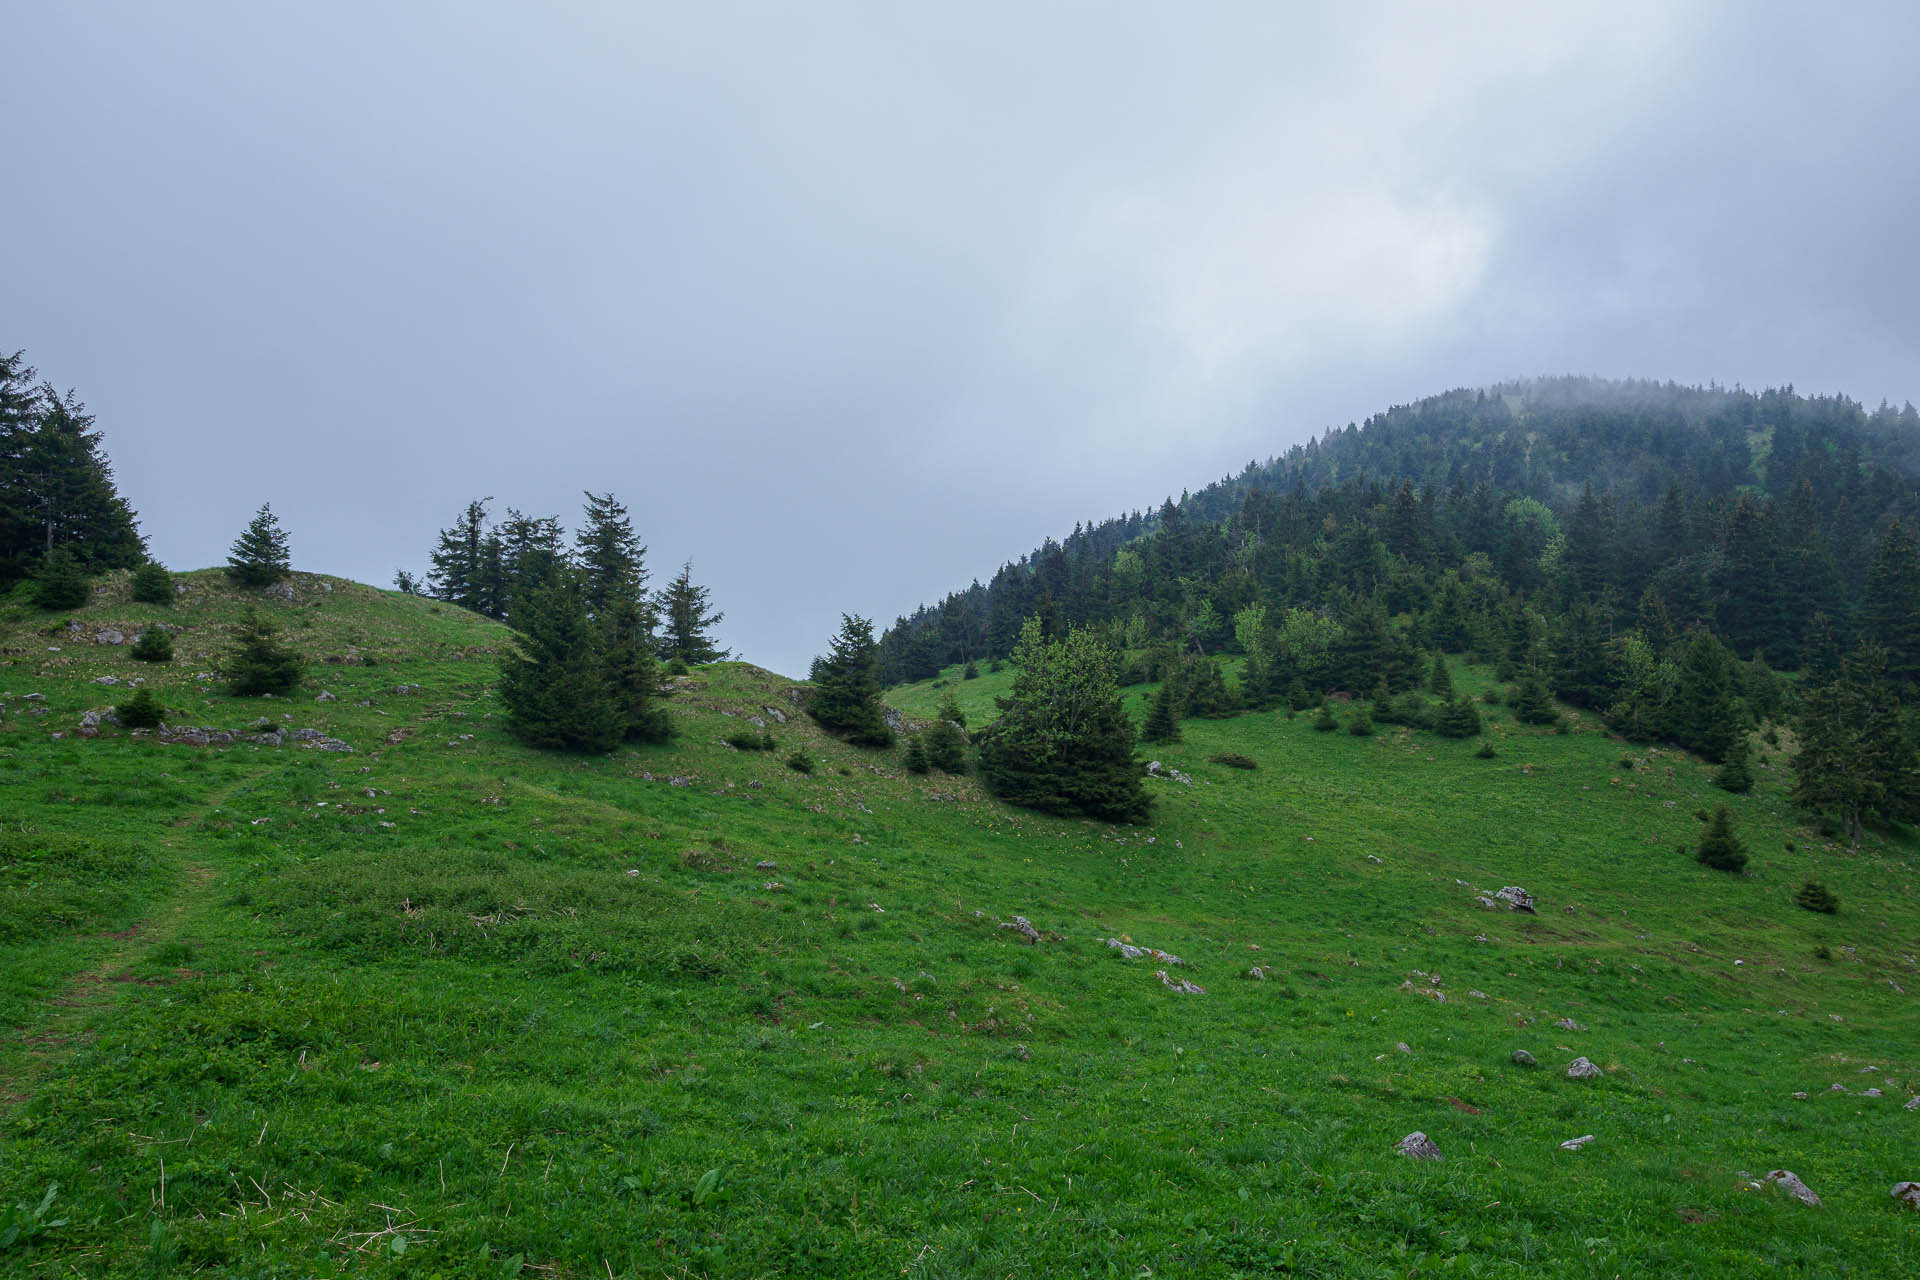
1, 573, 1917, 1276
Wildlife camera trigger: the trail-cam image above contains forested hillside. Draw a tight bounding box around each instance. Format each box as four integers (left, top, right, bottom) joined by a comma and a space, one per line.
880, 379, 1920, 832
884, 378, 1920, 680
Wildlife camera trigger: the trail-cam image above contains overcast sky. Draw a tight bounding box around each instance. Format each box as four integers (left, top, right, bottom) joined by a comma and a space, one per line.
6, 2, 1918, 676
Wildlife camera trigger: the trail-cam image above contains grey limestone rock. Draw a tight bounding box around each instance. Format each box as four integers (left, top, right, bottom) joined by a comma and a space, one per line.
1511, 1049, 1537, 1067
1765, 1169, 1821, 1207
96, 629, 125, 645
1565, 1056, 1601, 1080
1395, 1132, 1443, 1161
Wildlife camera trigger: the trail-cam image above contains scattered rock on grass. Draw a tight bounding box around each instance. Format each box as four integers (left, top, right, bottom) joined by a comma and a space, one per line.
1560, 1135, 1596, 1151
1555, 1017, 1586, 1032
1893, 1182, 1920, 1210
1566, 1057, 1601, 1080
1156, 970, 1205, 995
1907, 1096, 1920, 1111
1495, 886, 1536, 913
1766, 1169, 1821, 1207
1511, 1049, 1537, 1068
999, 916, 1041, 943
1395, 1132, 1443, 1161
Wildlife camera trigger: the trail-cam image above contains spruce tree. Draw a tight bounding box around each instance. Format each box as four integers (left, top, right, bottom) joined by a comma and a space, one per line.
227, 504, 293, 587
574, 491, 644, 617
1434, 696, 1483, 738
808, 614, 893, 746
130, 627, 173, 663
1429, 653, 1454, 700
656, 560, 732, 665
429, 498, 492, 612
0, 369, 145, 585
1314, 702, 1339, 732
977, 619, 1149, 823
1713, 738, 1753, 794
904, 734, 931, 774
1511, 669, 1558, 726
115, 685, 165, 729
224, 610, 305, 695
925, 693, 969, 773
1696, 805, 1748, 872
130, 561, 174, 604
31, 546, 91, 610
599, 593, 672, 744
1347, 701, 1374, 736
1865, 519, 1920, 686
1140, 679, 1182, 743
1792, 880, 1838, 914
498, 574, 623, 752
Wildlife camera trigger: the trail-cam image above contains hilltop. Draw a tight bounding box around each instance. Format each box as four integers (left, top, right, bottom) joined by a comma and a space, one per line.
2, 566, 1919, 1276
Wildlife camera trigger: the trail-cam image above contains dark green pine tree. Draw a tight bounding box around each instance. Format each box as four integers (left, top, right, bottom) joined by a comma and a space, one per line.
1713, 737, 1753, 794
1428, 653, 1455, 700
31, 546, 92, 610
1695, 805, 1748, 872
1347, 700, 1374, 736
1183, 656, 1237, 717
498, 574, 623, 752
0, 371, 146, 584
656, 560, 732, 666
130, 627, 174, 663
429, 498, 493, 613
977, 619, 1149, 823
599, 593, 673, 744
808, 614, 893, 746
224, 610, 305, 695
130, 561, 174, 604
1434, 696, 1482, 738
1791, 646, 1920, 845
1667, 628, 1740, 762
1140, 678, 1182, 743
903, 735, 931, 774
1511, 668, 1558, 726
574, 491, 644, 617
1864, 519, 1920, 686
1313, 701, 1339, 732
925, 692, 969, 773
227, 504, 293, 587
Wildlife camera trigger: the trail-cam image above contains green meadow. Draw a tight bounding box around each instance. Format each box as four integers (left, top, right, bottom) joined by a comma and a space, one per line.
2, 570, 1917, 1276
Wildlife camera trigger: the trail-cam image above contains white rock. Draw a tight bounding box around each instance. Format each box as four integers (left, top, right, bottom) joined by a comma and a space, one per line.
1765, 1169, 1821, 1207
1560, 1135, 1596, 1150
1395, 1132, 1443, 1161
1893, 1182, 1920, 1210
1565, 1056, 1601, 1080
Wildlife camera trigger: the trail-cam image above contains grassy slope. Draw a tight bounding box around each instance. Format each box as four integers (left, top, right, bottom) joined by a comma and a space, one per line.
0, 574, 1916, 1276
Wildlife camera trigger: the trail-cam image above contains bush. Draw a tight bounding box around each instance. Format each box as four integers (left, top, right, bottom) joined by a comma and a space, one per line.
1433, 697, 1482, 739
1713, 742, 1753, 794
903, 735, 930, 774
1696, 805, 1748, 872
1476, 740, 1497, 758
1313, 704, 1339, 732
963, 661, 980, 680
224, 610, 305, 696
1347, 704, 1374, 736
130, 561, 174, 604
723, 730, 770, 752
32, 548, 91, 611
1208, 752, 1257, 769
1792, 880, 1838, 914
1813, 944, 1833, 961
785, 751, 813, 774
129, 628, 173, 663
116, 685, 165, 729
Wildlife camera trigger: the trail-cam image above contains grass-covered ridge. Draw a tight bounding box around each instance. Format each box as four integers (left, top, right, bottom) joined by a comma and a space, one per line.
1, 572, 1918, 1276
